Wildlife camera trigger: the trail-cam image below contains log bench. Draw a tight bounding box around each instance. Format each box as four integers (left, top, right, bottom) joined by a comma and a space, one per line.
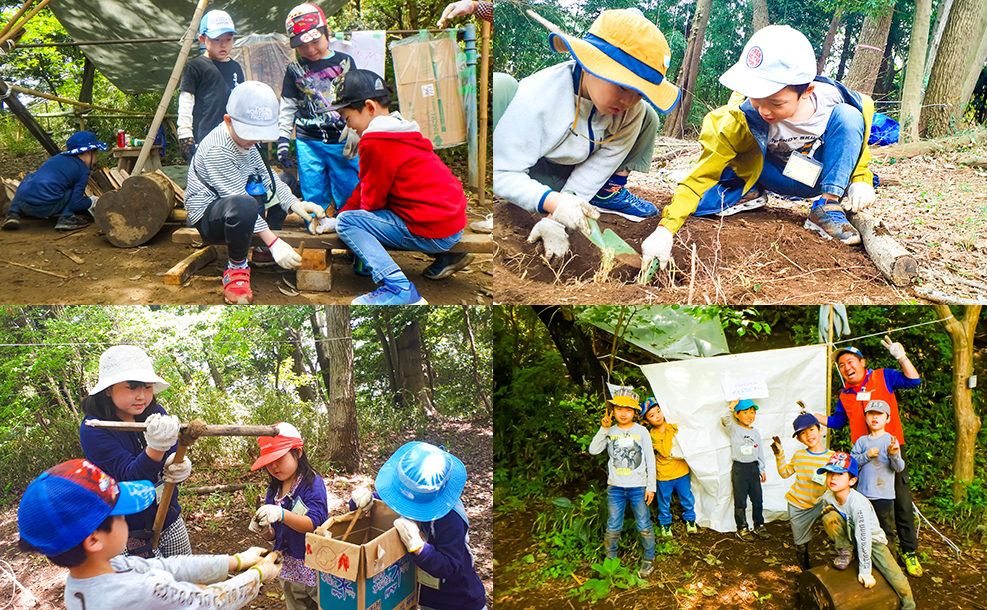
796, 562, 900, 610
170, 226, 494, 253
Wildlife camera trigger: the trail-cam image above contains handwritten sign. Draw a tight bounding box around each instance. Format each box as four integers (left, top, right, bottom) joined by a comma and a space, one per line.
721, 374, 770, 400
328, 31, 387, 75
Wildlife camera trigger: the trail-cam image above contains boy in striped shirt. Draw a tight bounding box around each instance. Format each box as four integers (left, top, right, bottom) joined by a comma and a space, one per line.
771, 411, 833, 570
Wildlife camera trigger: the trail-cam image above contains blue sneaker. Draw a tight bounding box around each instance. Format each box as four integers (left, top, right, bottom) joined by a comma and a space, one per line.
806, 200, 861, 245
590, 185, 657, 218
352, 282, 428, 305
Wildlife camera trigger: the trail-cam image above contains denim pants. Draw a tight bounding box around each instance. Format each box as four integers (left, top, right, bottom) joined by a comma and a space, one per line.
695, 103, 866, 216
605, 485, 655, 560
295, 138, 360, 210
335, 208, 461, 284
656, 474, 696, 526
10, 189, 90, 219
731, 461, 764, 530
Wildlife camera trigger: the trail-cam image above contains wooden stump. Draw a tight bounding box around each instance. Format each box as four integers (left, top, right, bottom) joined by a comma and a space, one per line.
849, 212, 918, 287
94, 172, 175, 247
797, 562, 900, 610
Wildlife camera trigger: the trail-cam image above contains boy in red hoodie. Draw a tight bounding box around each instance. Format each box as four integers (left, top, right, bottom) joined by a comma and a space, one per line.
330, 69, 469, 305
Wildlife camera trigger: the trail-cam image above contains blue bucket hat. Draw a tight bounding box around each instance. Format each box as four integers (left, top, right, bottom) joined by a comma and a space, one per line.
62, 131, 107, 156
734, 398, 759, 412
640, 397, 660, 420
374, 441, 467, 522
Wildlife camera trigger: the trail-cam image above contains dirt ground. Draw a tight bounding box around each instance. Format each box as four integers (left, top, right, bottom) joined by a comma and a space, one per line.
0, 415, 493, 609
494, 140, 987, 305
494, 505, 987, 610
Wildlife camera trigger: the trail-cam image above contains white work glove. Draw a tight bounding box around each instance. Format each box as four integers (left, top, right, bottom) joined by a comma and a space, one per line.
438, 0, 475, 27
290, 200, 327, 225
232, 546, 268, 570
144, 413, 180, 452
352, 487, 373, 510
89, 195, 99, 209
255, 505, 283, 528
527, 217, 569, 260
268, 237, 301, 269
252, 550, 283, 582
881, 335, 906, 360
393, 517, 425, 553
858, 573, 876, 588
640, 225, 674, 274
552, 192, 599, 235
308, 216, 336, 236
162, 453, 192, 484
339, 126, 360, 160
844, 182, 875, 213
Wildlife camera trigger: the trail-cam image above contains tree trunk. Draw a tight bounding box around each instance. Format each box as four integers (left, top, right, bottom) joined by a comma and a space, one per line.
310, 309, 332, 403
958, 15, 987, 123
844, 1, 896, 95
462, 306, 492, 412
419, 322, 436, 397
532, 306, 608, 397
372, 315, 399, 405
900, 0, 934, 142
751, 0, 769, 33
921, 0, 987, 137
663, 0, 712, 138
925, 0, 955, 83
836, 18, 858, 80
288, 328, 316, 403
322, 306, 360, 473
931, 305, 983, 503
818, 8, 843, 74
207, 358, 226, 391
394, 320, 440, 417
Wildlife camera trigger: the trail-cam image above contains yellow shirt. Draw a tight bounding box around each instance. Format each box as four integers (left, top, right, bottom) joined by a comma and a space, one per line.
776, 446, 835, 509
650, 423, 690, 481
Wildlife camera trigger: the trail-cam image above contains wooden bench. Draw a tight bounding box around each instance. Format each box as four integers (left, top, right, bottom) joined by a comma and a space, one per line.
170, 227, 494, 253
111, 146, 163, 173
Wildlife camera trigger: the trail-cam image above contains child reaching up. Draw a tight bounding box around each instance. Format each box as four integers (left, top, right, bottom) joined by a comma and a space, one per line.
723, 399, 768, 542
641, 398, 697, 537
850, 400, 904, 550
250, 423, 328, 610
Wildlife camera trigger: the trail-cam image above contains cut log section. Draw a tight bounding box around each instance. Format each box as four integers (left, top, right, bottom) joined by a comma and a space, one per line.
797, 562, 899, 610
94, 172, 176, 247
171, 227, 494, 253
164, 246, 217, 285
849, 212, 918, 287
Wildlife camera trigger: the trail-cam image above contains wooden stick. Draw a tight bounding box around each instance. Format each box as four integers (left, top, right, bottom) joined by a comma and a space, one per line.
478, 19, 490, 208
0, 0, 51, 47
0, 0, 36, 41
341, 510, 361, 542
164, 246, 217, 285
151, 444, 185, 549
6, 84, 152, 116
0, 258, 68, 279
525, 9, 563, 34
56, 248, 84, 264
687, 243, 697, 305
84, 420, 279, 437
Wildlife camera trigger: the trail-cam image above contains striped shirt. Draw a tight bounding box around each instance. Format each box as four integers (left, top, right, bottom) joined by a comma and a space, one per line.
185, 122, 300, 233
776, 447, 834, 509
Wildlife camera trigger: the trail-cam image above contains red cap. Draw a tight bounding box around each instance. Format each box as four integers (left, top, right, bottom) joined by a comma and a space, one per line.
251, 422, 304, 470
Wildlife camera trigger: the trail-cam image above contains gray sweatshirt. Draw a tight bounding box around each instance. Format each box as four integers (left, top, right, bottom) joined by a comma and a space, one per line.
823, 488, 888, 578
850, 432, 905, 500
589, 423, 656, 493
721, 414, 766, 475
65, 554, 261, 610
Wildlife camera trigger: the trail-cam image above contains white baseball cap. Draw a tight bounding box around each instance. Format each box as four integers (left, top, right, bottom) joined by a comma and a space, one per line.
226, 81, 280, 141
89, 345, 169, 396
719, 25, 817, 99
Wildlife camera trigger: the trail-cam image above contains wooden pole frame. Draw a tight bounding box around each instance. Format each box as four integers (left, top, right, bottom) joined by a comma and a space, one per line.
477, 19, 490, 207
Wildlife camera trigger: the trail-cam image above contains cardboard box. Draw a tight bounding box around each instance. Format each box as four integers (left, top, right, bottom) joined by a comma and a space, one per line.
305, 500, 417, 610
390, 36, 467, 148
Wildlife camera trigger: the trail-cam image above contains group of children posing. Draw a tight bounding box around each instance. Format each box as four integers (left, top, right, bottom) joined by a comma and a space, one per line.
592, 339, 921, 609
18, 345, 486, 610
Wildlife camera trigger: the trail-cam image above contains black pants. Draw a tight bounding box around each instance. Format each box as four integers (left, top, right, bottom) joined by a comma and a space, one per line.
732, 461, 763, 529
194, 195, 287, 262
871, 498, 897, 550
894, 452, 918, 554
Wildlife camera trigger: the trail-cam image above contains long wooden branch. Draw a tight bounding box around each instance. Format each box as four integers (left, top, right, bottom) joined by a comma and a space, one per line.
84, 420, 278, 437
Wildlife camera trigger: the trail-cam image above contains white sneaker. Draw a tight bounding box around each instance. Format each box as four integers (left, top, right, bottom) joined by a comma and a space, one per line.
469, 214, 493, 233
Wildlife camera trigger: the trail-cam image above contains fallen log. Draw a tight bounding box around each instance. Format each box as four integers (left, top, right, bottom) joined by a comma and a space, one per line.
914, 287, 987, 305
94, 172, 175, 247
797, 562, 898, 610
849, 212, 918, 286
183, 483, 247, 495
871, 126, 987, 160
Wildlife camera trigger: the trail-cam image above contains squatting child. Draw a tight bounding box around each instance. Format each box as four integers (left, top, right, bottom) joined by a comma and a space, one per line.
818, 453, 915, 610
641, 397, 697, 537
771, 411, 834, 569
18, 459, 281, 610
589, 388, 657, 578
849, 399, 904, 550
723, 399, 769, 541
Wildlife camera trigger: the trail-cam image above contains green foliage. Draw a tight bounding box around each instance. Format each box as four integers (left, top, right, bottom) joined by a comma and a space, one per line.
568, 557, 648, 603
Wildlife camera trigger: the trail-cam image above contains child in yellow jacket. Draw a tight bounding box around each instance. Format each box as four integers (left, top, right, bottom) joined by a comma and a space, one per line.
641, 398, 698, 537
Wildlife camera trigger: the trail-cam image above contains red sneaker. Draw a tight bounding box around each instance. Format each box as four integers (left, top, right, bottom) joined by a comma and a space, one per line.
251, 246, 275, 267
223, 267, 253, 305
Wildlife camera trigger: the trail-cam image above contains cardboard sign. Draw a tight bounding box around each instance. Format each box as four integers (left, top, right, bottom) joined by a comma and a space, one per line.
327, 31, 387, 75
721, 374, 770, 400
389, 34, 467, 148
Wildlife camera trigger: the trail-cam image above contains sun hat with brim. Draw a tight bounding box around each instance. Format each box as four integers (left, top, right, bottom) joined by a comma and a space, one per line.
718, 25, 816, 99
227, 81, 280, 141
832, 346, 865, 362
816, 452, 858, 478
89, 345, 169, 396
375, 441, 467, 522
251, 422, 304, 470
734, 398, 759, 412
549, 8, 680, 114
18, 459, 155, 556
62, 131, 108, 156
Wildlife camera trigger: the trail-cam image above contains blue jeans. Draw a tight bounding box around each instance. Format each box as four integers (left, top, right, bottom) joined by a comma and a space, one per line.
656, 474, 696, 526
335, 209, 461, 284
695, 103, 865, 215
10, 189, 90, 219
295, 138, 360, 210
606, 485, 655, 560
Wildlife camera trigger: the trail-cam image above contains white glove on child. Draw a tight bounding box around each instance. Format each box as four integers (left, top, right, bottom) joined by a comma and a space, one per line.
268, 238, 301, 269
339, 126, 360, 160
844, 182, 876, 213
255, 505, 283, 528
858, 573, 877, 588
162, 453, 192, 484
640, 225, 674, 275
552, 192, 599, 235
393, 517, 425, 553
527, 218, 569, 260
352, 487, 373, 510
881, 335, 906, 360
438, 0, 476, 27
144, 413, 180, 452
290, 200, 326, 224
308, 216, 336, 236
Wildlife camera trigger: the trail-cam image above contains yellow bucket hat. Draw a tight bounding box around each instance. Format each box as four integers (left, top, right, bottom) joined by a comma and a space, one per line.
607, 387, 640, 410
549, 8, 680, 114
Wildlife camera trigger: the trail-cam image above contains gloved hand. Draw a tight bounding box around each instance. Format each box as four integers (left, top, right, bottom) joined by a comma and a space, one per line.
771, 436, 783, 456
858, 573, 876, 588
552, 192, 598, 235
252, 550, 283, 582
255, 505, 283, 528
268, 237, 301, 269
844, 181, 875, 213
352, 487, 373, 510
640, 225, 674, 277
881, 335, 906, 360
527, 217, 569, 260
233, 546, 268, 570
88, 195, 99, 209
277, 137, 294, 168
339, 126, 360, 160
144, 413, 180, 452
248, 514, 267, 534
179, 137, 196, 162
437, 0, 476, 27
821, 504, 836, 516
162, 453, 192, 484
290, 200, 326, 225
309, 216, 336, 235
393, 517, 425, 553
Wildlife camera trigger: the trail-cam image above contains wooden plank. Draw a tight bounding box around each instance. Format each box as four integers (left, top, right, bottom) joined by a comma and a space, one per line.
300, 249, 327, 271
170, 227, 494, 253
164, 246, 217, 285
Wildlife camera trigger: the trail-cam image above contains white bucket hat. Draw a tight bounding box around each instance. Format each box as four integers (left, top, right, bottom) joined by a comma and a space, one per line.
718, 25, 817, 99
89, 345, 169, 396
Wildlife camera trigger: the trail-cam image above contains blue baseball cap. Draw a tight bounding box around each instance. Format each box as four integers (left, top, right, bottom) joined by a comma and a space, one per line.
816, 452, 858, 478
375, 442, 467, 522
792, 412, 819, 438
833, 346, 865, 362
62, 131, 107, 156
199, 10, 237, 39
18, 459, 155, 556
734, 398, 759, 412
